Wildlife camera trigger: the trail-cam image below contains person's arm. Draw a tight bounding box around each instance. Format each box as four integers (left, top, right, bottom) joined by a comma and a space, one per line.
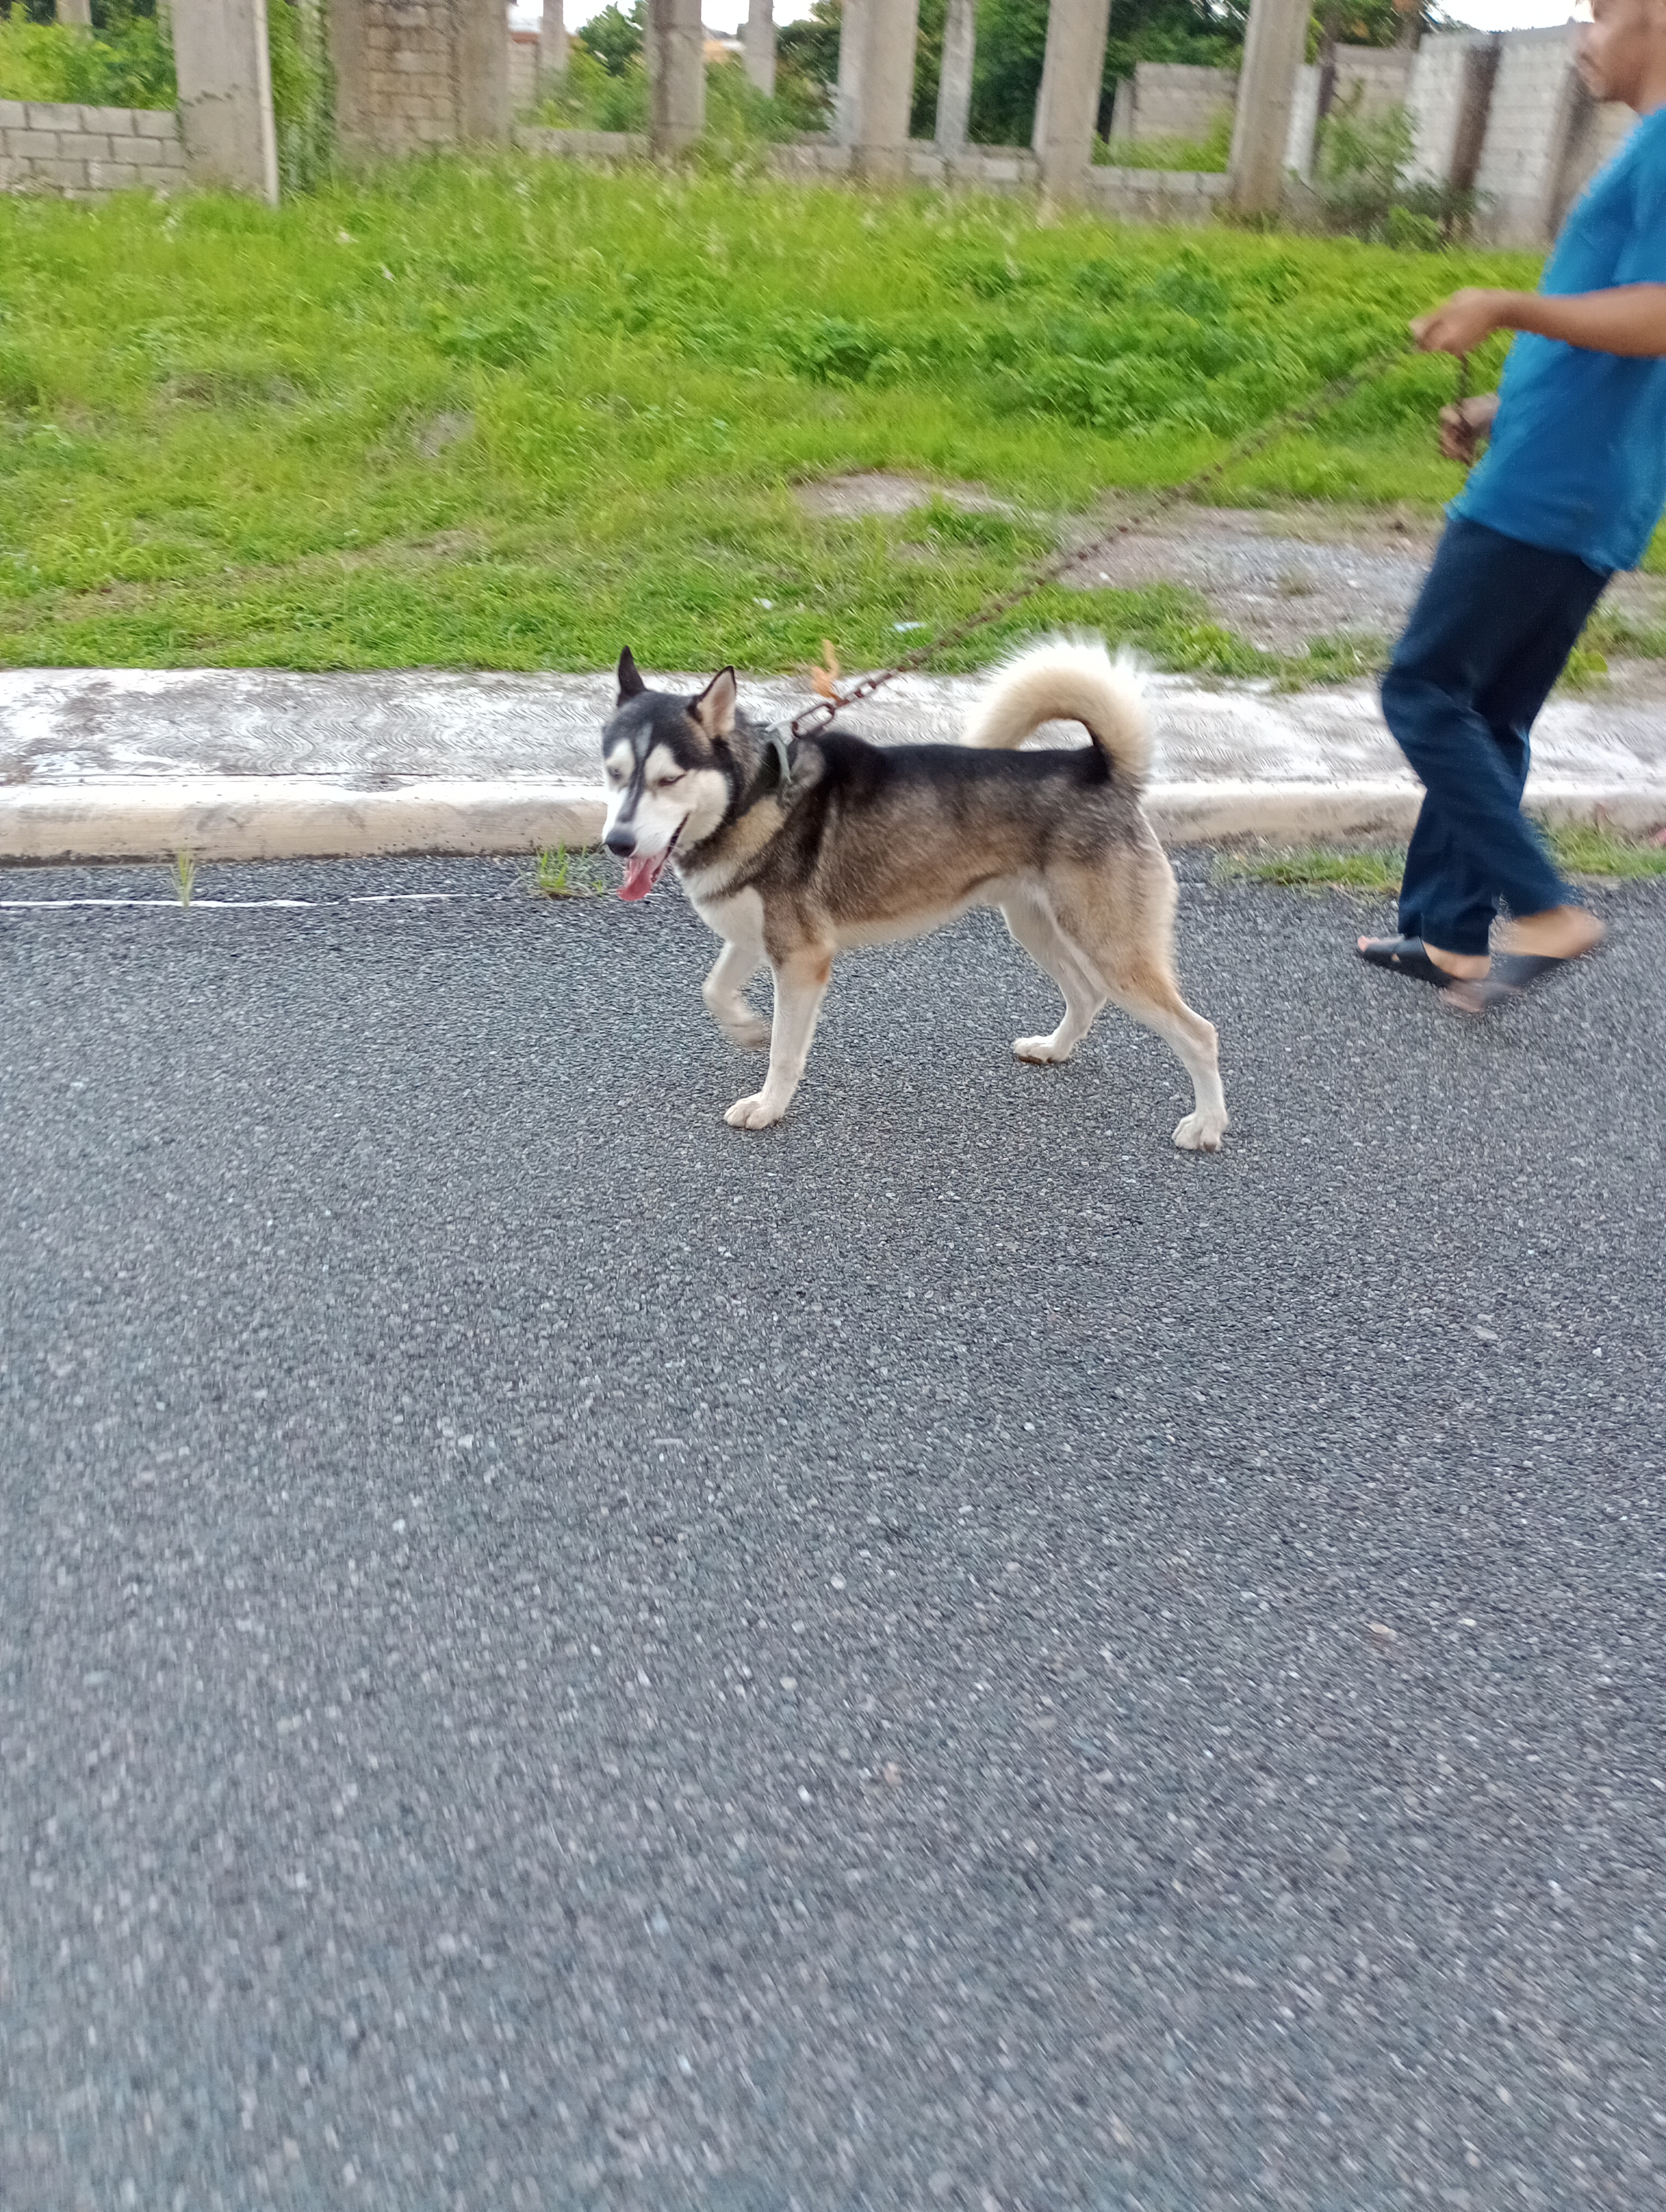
1412, 284, 1666, 359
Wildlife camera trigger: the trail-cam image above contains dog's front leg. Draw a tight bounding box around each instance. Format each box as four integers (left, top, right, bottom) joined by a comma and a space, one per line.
702, 936, 770, 1049
724, 948, 832, 1130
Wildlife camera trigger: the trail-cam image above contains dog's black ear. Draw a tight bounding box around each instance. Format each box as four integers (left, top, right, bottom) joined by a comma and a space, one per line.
691, 667, 738, 741
616, 647, 645, 703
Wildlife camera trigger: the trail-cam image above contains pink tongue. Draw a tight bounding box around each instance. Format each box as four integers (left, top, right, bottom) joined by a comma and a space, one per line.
618, 852, 663, 903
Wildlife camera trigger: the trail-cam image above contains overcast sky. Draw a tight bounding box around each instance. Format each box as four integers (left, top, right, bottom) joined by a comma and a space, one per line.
537, 1, 1583, 43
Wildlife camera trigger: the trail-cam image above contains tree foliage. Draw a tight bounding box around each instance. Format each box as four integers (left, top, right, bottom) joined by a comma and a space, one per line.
576, 2, 645, 78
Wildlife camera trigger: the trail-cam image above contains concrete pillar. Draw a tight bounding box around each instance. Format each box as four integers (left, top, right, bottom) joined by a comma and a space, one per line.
1227, 0, 1310, 214
172, 0, 280, 203
1031, 0, 1112, 202
1107, 73, 1135, 144
745, 0, 776, 99
934, 0, 975, 151
837, 0, 921, 181
55, 0, 94, 25
454, 0, 512, 139
646, 0, 705, 156
1284, 60, 1320, 178
540, 0, 568, 86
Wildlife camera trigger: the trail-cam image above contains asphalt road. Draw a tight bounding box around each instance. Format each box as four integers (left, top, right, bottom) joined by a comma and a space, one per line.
3, 853, 1663, 2212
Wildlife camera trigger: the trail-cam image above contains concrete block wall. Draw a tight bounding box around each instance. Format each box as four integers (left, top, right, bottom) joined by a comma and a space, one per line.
512, 25, 1637, 250
332, 0, 509, 157
1564, 93, 1636, 209
520, 121, 1223, 224
0, 99, 185, 193
1472, 27, 1586, 243
1328, 43, 1413, 117
1401, 25, 1633, 242
338, 0, 459, 150
1111, 47, 1405, 181
515, 125, 648, 162
762, 135, 853, 177
1114, 62, 1235, 144
509, 25, 540, 113
1540, 72, 1634, 235
905, 139, 1034, 187
1405, 29, 1486, 187
1088, 164, 1227, 224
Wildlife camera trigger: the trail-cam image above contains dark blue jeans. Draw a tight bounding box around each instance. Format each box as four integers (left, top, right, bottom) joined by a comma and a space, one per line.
1381, 516, 1610, 957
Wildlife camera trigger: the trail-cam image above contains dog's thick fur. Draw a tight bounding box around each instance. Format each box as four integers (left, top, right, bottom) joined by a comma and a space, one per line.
598, 638, 1228, 1149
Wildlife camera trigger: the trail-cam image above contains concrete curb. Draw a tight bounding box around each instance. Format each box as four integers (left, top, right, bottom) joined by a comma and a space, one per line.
4, 776, 1665, 865
0, 779, 607, 865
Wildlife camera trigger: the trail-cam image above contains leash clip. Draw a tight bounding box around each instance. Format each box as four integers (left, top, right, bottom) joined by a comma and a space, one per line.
765, 723, 797, 792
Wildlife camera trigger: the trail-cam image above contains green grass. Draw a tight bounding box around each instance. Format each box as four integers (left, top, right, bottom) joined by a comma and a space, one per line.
0, 155, 1546, 674
1546, 822, 1666, 880
0, 7, 173, 108
526, 45, 825, 145
524, 841, 609, 897
1216, 826, 1666, 895
1215, 845, 1407, 894
1095, 114, 1232, 175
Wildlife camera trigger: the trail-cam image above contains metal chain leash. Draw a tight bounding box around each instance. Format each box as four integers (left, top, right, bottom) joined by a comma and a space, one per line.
785, 337, 1449, 747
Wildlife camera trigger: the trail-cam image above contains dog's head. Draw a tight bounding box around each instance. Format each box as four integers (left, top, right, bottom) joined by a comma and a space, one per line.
599, 650, 737, 901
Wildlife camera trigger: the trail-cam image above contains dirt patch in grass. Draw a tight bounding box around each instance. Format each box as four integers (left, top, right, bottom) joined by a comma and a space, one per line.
792, 472, 1018, 523
1072, 505, 1428, 657
1065, 502, 1666, 664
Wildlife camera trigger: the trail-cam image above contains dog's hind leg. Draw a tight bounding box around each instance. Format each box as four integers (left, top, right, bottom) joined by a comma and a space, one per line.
1102, 961, 1229, 1152
725, 946, 834, 1130
999, 888, 1107, 1064
1052, 850, 1229, 1152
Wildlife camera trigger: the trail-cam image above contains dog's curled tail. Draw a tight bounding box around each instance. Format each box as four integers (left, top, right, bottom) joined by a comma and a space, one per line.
960, 636, 1149, 791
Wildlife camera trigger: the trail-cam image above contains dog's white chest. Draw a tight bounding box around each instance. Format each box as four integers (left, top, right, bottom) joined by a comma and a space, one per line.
685, 879, 766, 949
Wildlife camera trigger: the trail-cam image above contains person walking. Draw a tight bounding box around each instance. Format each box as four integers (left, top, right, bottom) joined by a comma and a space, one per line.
1359, 0, 1666, 1014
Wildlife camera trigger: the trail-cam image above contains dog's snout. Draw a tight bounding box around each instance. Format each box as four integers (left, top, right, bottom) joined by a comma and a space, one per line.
604, 826, 637, 857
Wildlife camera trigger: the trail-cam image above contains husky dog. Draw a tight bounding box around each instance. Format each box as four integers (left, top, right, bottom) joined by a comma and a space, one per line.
599, 638, 1228, 1150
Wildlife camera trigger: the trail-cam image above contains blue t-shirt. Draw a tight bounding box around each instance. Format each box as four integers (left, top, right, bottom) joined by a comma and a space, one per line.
1454, 102, 1666, 574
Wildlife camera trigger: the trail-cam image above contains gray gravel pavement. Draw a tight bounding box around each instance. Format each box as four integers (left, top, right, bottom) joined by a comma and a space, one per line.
2, 855, 1663, 2212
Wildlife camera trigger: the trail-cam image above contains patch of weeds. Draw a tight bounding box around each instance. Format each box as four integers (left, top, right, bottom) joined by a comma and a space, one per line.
0, 5, 174, 108
1095, 113, 1232, 175
1214, 846, 1404, 894
525, 842, 608, 898
1274, 631, 1389, 689
1549, 822, 1666, 881
171, 849, 197, 908
1214, 824, 1666, 896
1583, 606, 1666, 661
1555, 644, 1611, 691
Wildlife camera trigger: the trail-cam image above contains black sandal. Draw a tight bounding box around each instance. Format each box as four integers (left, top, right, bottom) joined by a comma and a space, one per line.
1355, 936, 1460, 991
1443, 948, 1596, 1017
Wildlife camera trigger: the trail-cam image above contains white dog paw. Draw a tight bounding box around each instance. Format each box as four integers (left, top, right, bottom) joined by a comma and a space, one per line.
1172, 1113, 1227, 1153
1013, 1034, 1073, 1064
722, 1016, 772, 1050
725, 1092, 785, 1130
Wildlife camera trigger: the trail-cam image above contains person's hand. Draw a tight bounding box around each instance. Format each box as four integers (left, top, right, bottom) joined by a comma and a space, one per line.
1410, 288, 1515, 356
1437, 391, 1499, 465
